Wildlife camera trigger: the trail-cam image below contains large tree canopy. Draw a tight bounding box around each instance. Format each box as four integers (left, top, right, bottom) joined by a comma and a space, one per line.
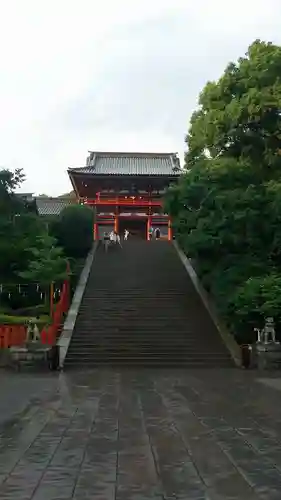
187, 40, 281, 172
166, 40, 281, 342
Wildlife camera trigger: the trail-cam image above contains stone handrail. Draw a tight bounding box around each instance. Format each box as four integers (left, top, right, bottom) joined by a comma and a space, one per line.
173, 241, 241, 367
57, 242, 99, 369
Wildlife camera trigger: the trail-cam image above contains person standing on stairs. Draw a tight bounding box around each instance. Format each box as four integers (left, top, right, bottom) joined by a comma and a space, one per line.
114, 231, 122, 248
109, 230, 116, 243
155, 227, 161, 240
109, 230, 122, 248
103, 231, 110, 252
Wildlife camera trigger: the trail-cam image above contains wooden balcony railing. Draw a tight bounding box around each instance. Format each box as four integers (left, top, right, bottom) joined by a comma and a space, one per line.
84, 196, 163, 206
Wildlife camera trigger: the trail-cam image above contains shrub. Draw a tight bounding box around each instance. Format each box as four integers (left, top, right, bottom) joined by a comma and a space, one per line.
227, 274, 281, 343
51, 205, 94, 258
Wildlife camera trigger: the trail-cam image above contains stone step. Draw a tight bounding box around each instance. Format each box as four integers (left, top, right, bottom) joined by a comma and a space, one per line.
66, 357, 233, 368
79, 310, 201, 315
67, 340, 228, 347
66, 351, 231, 360
64, 351, 231, 360
68, 335, 223, 342
64, 358, 233, 367
74, 333, 219, 339
66, 342, 230, 351
76, 310, 199, 316
72, 322, 217, 328
69, 333, 223, 343
77, 310, 194, 316
81, 299, 189, 304
68, 341, 226, 349
78, 298, 191, 304
69, 329, 218, 335
74, 322, 213, 329
68, 345, 229, 357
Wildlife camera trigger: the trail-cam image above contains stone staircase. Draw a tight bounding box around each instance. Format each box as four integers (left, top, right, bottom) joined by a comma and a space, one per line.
64, 241, 234, 368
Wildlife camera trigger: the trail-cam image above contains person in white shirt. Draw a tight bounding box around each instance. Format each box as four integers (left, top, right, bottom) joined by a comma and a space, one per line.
109, 230, 116, 243
110, 230, 122, 248
115, 231, 122, 247
124, 229, 129, 241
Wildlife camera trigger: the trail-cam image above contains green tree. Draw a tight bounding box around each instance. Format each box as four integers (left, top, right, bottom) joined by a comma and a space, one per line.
0, 168, 25, 215
19, 234, 68, 284
0, 168, 45, 281
50, 204, 94, 258
19, 234, 68, 314
0, 213, 47, 281
166, 40, 281, 341
187, 40, 281, 171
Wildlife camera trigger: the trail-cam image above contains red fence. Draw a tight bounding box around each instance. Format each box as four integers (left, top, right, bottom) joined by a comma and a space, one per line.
0, 279, 70, 349
41, 279, 70, 345
0, 325, 27, 348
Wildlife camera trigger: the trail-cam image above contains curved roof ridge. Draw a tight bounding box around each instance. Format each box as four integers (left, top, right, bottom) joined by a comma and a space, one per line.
87, 151, 178, 157
69, 151, 181, 177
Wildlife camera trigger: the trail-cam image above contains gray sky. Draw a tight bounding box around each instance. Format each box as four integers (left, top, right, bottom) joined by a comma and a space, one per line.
1, 0, 281, 195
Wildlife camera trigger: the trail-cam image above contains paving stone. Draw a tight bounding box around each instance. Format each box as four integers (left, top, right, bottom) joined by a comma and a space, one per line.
159, 388, 258, 499
32, 467, 77, 499
140, 381, 206, 499
116, 387, 161, 499
1, 369, 281, 498
73, 467, 116, 499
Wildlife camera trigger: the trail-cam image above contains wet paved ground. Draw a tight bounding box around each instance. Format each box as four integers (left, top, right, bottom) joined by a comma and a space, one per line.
1, 370, 281, 499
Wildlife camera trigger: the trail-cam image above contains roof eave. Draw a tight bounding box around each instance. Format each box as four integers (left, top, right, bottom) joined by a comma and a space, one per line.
86, 151, 178, 157
68, 170, 181, 177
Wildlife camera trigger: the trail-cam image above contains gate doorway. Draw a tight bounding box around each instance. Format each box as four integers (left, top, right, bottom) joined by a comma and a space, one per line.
119, 218, 147, 239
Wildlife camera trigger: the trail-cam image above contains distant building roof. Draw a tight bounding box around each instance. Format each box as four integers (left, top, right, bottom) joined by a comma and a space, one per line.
58, 191, 76, 199
15, 192, 34, 201
35, 197, 75, 216
69, 151, 181, 177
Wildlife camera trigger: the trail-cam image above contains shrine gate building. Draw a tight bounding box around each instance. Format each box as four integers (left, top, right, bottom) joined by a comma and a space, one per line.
68, 151, 181, 241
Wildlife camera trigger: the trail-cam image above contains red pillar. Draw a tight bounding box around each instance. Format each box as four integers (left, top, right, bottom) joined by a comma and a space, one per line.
65, 261, 70, 308
168, 217, 172, 241
93, 222, 98, 240
50, 282, 54, 319
147, 216, 151, 241
114, 214, 119, 233
114, 203, 119, 233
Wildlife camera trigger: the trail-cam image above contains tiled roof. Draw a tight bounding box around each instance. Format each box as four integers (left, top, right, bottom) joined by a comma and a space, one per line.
15, 192, 34, 201
69, 152, 181, 176
35, 197, 75, 216
58, 191, 76, 199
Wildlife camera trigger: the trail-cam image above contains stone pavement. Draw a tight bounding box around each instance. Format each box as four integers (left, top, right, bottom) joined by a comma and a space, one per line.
1, 369, 281, 499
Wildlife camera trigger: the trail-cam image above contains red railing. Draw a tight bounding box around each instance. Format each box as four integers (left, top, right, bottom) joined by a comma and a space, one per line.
0, 325, 27, 348
84, 197, 163, 206
0, 278, 70, 348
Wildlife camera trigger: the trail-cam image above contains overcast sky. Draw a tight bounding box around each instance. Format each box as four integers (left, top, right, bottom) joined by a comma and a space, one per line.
1, 0, 281, 195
